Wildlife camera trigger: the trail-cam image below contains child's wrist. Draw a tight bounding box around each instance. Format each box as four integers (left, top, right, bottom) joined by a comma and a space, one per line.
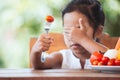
41, 52, 47, 63
78, 37, 90, 44
41, 52, 49, 63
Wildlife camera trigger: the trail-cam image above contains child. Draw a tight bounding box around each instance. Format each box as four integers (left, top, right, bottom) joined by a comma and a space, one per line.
30, 0, 108, 69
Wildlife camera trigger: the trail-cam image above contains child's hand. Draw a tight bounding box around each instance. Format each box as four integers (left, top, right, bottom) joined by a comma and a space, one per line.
34, 34, 53, 52
63, 18, 89, 44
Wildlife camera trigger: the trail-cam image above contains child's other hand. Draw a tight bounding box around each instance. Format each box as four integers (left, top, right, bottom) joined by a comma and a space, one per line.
63, 18, 89, 44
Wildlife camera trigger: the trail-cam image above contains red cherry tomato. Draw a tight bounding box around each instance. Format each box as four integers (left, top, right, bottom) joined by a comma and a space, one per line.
115, 59, 120, 66
90, 51, 103, 65
107, 58, 116, 66
101, 56, 110, 65
45, 15, 54, 22
92, 60, 99, 65
98, 61, 104, 66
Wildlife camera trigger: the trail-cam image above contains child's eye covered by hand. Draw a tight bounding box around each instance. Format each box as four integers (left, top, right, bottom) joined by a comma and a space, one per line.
63, 18, 87, 31
63, 18, 87, 37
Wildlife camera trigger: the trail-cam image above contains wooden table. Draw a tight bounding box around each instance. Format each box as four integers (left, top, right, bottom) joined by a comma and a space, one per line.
0, 68, 120, 80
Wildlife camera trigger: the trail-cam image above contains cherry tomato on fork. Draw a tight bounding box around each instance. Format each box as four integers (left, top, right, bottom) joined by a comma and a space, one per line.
45, 15, 54, 22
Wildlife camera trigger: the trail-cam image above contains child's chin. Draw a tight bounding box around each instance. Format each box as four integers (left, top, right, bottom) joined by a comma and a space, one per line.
71, 45, 86, 53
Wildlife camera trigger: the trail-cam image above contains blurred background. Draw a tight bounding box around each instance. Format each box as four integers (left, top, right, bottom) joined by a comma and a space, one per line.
0, 0, 120, 68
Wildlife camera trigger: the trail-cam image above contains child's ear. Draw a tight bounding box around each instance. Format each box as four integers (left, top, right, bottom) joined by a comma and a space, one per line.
94, 25, 103, 38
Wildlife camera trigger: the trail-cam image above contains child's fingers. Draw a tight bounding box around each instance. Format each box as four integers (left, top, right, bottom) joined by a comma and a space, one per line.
63, 27, 72, 33
79, 18, 86, 30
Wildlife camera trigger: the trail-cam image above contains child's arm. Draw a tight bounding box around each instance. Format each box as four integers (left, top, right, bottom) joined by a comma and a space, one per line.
30, 34, 62, 69
79, 37, 108, 54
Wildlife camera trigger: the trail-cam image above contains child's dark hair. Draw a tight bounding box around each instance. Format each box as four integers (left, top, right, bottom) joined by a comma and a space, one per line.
62, 0, 105, 31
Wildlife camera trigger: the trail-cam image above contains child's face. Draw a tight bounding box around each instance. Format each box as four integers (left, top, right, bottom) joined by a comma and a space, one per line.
63, 11, 94, 54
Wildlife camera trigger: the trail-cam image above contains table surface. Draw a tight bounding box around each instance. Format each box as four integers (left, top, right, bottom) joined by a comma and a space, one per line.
0, 68, 120, 80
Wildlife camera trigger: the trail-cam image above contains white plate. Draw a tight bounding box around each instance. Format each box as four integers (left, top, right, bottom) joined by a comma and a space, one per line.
91, 66, 120, 73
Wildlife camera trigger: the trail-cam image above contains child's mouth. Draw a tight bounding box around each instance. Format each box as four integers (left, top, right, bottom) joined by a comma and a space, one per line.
70, 44, 80, 49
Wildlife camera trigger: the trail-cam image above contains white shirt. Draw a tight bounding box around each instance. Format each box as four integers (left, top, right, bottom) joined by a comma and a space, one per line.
59, 49, 91, 69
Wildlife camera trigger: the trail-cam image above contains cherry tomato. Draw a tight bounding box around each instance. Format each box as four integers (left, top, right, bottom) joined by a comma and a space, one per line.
107, 58, 116, 66
45, 15, 54, 22
101, 56, 110, 65
115, 59, 120, 66
92, 60, 99, 65
98, 61, 104, 66
90, 51, 103, 65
